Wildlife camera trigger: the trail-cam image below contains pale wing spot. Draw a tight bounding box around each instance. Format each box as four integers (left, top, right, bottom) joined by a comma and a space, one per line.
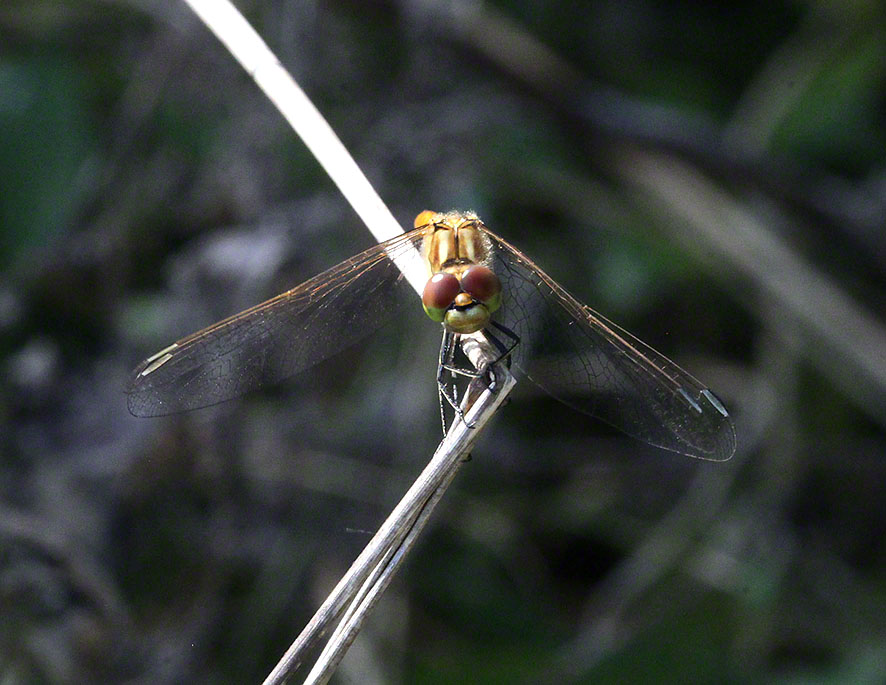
701, 388, 730, 417
139, 343, 179, 377
678, 387, 703, 414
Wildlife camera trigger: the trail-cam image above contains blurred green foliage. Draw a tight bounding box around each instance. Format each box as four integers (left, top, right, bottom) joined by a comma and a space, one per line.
0, 58, 93, 269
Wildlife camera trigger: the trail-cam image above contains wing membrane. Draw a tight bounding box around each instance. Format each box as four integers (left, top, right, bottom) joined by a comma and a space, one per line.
127, 228, 428, 416
484, 229, 736, 461
129, 219, 735, 461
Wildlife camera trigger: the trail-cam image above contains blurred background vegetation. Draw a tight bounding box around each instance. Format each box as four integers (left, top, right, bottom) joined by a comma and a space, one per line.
1, 0, 885, 682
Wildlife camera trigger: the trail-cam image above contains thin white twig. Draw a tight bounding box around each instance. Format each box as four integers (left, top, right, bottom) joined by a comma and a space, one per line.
180, 0, 427, 295
304, 484, 446, 684
300, 338, 514, 684
263, 339, 514, 685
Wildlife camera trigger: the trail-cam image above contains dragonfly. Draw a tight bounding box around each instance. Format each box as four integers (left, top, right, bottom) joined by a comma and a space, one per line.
128, 210, 736, 461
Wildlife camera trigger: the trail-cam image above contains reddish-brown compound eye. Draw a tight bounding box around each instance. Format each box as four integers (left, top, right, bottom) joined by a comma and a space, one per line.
422, 272, 461, 322
460, 265, 502, 313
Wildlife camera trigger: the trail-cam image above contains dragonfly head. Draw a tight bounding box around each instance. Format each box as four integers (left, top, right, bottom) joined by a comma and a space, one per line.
422, 265, 502, 334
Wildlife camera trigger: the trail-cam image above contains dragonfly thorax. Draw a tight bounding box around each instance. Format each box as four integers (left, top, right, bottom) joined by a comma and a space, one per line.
417, 210, 490, 274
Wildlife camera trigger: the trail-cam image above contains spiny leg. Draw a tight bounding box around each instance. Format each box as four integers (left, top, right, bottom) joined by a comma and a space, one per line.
472, 322, 520, 393
437, 330, 467, 431
436, 331, 452, 434
488, 320, 520, 363
437, 329, 491, 430
436, 323, 519, 432
437, 378, 447, 437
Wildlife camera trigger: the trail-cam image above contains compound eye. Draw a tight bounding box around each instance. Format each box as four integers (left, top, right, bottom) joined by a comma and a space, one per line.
422, 272, 460, 322
460, 265, 502, 312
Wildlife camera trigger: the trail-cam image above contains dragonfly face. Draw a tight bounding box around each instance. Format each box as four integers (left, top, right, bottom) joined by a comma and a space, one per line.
417, 210, 502, 334
128, 210, 736, 461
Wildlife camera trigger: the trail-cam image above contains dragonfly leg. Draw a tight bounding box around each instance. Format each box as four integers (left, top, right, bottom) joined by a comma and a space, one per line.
437, 383, 447, 437
437, 331, 455, 433
488, 320, 520, 363
437, 331, 472, 429
468, 321, 520, 393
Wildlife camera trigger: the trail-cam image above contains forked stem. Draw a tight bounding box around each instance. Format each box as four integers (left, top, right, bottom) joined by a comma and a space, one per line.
263, 335, 514, 684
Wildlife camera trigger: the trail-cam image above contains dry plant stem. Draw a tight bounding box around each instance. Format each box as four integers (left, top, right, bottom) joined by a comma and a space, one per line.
180, 0, 426, 293
304, 443, 461, 685
303, 340, 511, 684
179, 0, 398, 241
263, 338, 515, 685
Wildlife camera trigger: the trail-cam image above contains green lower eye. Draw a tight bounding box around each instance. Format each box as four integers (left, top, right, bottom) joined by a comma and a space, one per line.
483, 291, 501, 314
423, 304, 447, 322
444, 304, 490, 334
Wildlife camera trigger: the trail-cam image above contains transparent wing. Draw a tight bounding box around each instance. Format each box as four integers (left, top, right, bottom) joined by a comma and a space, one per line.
127, 228, 428, 416
483, 229, 736, 461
